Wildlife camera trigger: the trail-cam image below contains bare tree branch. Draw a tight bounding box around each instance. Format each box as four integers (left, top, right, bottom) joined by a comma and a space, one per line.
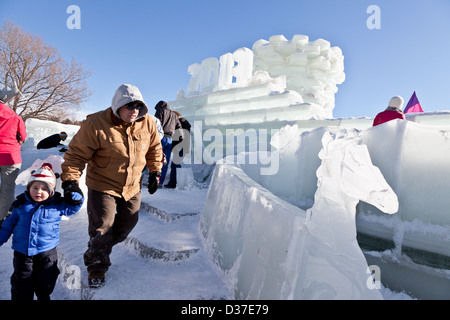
0, 21, 91, 121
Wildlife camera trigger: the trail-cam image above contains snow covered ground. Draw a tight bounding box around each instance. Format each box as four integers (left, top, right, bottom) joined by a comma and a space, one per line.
0, 143, 414, 301
0, 145, 229, 300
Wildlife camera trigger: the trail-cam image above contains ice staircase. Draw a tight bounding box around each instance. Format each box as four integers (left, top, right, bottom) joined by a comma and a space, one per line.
56, 187, 231, 300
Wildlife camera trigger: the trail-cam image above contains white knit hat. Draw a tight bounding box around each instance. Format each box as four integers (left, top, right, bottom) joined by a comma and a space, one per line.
27, 163, 57, 195
388, 96, 404, 110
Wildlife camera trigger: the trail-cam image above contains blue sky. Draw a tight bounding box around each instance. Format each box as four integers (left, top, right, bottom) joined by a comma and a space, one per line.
1, 0, 449, 119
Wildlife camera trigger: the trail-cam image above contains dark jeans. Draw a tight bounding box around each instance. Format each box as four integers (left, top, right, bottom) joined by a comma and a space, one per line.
84, 189, 141, 274
11, 248, 60, 300
168, 149, 184, 186
159, 136, 172, 185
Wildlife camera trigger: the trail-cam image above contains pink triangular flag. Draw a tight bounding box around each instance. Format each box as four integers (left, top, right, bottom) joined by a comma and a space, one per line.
404, 91, 424, 113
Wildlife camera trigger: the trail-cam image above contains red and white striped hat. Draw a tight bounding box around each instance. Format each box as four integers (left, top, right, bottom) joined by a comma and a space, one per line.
27, 163, 57, 195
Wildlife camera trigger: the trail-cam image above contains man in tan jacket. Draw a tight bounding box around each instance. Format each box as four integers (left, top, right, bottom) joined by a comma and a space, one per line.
61, 84, 163, 288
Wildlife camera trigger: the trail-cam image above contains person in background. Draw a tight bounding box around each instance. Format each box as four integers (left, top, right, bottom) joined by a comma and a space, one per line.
61, 84, 162, 288
37, 132, 68, 150
141, 115, 165, 188
152, 114, 166, 166
0, 163, 83, 300
373, 96, 406, 126
0, 101, 27, 225
152, 115, 164, 140
165, 111, 191, 189
154, 100, 182, 187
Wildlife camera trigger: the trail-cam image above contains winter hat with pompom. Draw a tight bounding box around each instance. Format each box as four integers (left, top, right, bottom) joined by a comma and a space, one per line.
27, 163, 58, 196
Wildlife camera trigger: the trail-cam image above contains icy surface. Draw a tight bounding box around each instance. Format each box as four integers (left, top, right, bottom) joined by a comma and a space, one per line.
201, 120, 450, 299
200, 129, 398, 299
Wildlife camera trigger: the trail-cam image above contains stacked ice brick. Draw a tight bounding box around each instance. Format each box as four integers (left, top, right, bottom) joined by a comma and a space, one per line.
170, 34, 345, 127
253, 35, 345, 117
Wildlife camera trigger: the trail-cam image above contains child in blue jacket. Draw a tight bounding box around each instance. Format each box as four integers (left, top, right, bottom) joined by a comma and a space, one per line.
0, 163, 83, 300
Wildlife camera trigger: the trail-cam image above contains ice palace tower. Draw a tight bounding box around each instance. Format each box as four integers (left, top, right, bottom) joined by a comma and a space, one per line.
169, 34, 345, 129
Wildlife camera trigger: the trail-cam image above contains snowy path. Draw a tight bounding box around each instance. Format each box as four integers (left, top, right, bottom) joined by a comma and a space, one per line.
0, 187, 232, 300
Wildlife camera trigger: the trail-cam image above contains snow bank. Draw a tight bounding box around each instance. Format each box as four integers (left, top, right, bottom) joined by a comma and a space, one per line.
21, 118, 79, 151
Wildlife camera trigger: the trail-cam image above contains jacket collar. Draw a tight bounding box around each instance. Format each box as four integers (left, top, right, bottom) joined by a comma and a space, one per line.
24, 191, 61, 205
385, 106, 403, 113
110, 108, 125, 126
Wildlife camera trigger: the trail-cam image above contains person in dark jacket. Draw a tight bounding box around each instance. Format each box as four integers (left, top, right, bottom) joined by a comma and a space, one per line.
37, 132, 68, 150
0, 163, 83, 300
373, 96, 406, 126
166, 111, 191, 188
154, 101, 182, 187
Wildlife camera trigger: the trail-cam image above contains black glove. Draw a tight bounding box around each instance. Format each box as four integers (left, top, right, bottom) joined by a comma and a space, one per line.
62, 180, 84, 206
148, 171, 160, 195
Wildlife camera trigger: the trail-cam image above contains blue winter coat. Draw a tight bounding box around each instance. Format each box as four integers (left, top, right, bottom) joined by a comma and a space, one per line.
0, 191, 83, 256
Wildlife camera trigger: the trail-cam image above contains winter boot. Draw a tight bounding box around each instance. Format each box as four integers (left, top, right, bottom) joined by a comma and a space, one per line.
88, 272, 105, 288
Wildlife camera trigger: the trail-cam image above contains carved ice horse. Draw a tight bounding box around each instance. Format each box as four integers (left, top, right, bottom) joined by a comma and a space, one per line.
297, 131, 399, 299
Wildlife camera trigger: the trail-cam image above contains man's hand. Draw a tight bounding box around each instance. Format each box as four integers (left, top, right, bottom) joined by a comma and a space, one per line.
148, 171, 161, 195
62, 180, 84, 205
